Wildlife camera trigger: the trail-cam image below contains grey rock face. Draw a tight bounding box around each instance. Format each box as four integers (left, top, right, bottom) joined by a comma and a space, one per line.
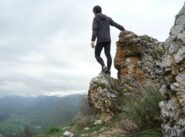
88, 73, 121, 121
160, 4, 185, 137
175, 47, 185, 63
63, 131, 74, 137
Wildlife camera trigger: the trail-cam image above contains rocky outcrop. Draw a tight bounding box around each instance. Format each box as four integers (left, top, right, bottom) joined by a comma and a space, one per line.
88, 4, 185, 137
159, 4, 185, 137
88, 31, 164, 121
88, 73, 121, 121
115, 31, 164, 86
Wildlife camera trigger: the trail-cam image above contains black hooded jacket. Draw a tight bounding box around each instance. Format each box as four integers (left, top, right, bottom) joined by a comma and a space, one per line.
91, 13, 125, 43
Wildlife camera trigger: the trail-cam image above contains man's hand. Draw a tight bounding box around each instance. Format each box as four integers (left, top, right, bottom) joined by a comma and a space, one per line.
91, 41, 95, 48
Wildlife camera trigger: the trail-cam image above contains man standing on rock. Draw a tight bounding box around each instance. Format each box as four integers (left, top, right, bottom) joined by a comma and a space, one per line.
91, 5, 125, 75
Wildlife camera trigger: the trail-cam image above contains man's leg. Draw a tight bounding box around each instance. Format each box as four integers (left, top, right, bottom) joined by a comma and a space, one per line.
95, 42, 105, 69
104, 42, 112, 72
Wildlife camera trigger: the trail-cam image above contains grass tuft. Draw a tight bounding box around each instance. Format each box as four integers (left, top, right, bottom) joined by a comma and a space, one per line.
123, 86, 163, 128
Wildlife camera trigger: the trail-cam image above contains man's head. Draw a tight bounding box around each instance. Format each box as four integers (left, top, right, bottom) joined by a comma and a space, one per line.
93, 5, 102, 15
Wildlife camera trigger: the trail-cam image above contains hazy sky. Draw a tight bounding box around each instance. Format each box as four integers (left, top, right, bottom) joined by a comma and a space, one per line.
0, 0, 184, 96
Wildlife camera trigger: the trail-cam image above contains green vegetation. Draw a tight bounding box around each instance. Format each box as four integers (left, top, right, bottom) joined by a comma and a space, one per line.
120, 86, 163, 137
0, 115, 32, 136
124, 86, 162, 128
1, 86, 163, 137
70, 95, 98, 136
36, 127, 65, 137
0, 95, 82, 136
73, 124, 105, 137
35, 95, 104, 137
35, 87, 163, 137
130, 129, 162, 137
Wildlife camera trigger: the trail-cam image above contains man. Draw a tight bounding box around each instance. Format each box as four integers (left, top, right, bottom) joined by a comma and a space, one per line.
91, 5, 125, 75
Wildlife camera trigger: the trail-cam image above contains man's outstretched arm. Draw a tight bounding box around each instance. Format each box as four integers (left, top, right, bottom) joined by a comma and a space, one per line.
110, 18, 125, 31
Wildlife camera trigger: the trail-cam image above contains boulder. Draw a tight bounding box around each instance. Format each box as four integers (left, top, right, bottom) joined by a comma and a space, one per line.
63, 131, 73, 137
88, 73, 121, 121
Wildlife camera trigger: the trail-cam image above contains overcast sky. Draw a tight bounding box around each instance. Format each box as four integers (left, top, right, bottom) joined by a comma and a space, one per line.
0, 0, 184, 96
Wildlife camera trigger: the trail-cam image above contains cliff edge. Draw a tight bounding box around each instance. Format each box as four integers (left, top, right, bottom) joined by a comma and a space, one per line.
88, 4, 185, 137
88, 30, 164, 121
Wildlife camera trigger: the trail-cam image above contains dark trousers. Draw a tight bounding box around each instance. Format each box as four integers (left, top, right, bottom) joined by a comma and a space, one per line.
95, 41, 112, 71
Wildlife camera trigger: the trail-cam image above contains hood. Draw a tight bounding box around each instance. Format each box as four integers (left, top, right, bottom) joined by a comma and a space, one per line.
95, 13, 107, 21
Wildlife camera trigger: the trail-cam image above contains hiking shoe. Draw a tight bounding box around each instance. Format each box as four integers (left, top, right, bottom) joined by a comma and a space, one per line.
101, 67, 111, 75
105, 70, 111, 75
101, 66, 108, 73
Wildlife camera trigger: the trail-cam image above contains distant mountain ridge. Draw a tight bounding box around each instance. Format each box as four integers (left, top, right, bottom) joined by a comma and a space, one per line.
0, 94, 82, 135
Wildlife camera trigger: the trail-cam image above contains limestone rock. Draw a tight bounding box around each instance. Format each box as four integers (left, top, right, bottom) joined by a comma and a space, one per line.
63, 131, 74, 137
88, 73, 121, 121
115, 31, 164, 85
94, 120, 103, 125
160, 4, 185, 137
88, 4, 185, 136
175, 47, 185, 63
88, 31, 165, 122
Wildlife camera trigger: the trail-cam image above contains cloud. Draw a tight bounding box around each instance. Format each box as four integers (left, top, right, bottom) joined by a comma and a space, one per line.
0, 0, 184, 96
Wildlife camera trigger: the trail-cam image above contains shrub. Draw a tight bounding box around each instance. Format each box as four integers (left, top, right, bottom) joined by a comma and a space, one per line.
131, 128, 163, 137
46, 127, 60, 134
72, 115, 95, 131
71, 95, 96, 131
122, 86, 163, 129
